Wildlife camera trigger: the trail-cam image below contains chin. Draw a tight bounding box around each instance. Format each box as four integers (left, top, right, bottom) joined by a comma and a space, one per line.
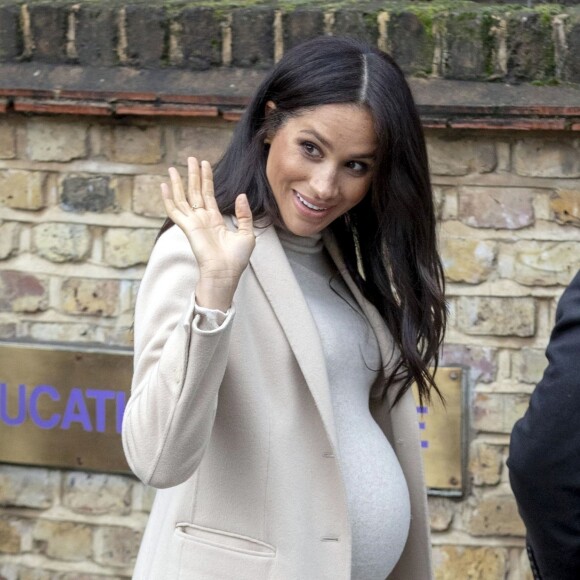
286, 222, 325, 237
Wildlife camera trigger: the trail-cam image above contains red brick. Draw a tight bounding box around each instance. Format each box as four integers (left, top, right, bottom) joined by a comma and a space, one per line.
0, 271, 48, 313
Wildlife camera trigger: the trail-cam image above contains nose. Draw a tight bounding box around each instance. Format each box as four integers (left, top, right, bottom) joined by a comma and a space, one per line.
310, 164, 338, 200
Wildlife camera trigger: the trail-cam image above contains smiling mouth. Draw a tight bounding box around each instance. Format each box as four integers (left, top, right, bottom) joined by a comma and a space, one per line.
295, 192, 327, 212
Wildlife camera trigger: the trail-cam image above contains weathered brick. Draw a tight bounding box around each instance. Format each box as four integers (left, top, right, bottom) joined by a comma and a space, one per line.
0, 323, 16, 338
441, 345, 498, 384
550, 189, 580, 226
33, 520, 92, 561
433, 546, 508, 580
179, 7, 221, 69
469, 442, 504, 486
0, 5, 22, 62
60, 278, 120, 317
94, 526, 142, 567
29, 4, 68, 63
33, 223, 91, 263
564, 17, 580, 83
333, 9, 378, 45
283, 9, 325, 50
388, 12, 434, 76
102, 326, 134, 348
458, 187, 534, 230
175, 124, 233, 167
0, 519, 21, 554
29, 322, 100, 343
514, 348, 548, 384
507, 12, 555, 82
76, 5, 118, 67
426, 136, 496, 175
513, 138, 580, 178
0, 465, 57, 509
0, 124, 16, 159
431, 185, 446, 220
60, 175, 117, 213
57, 574, 112, 580
457, 296, 535, 337
441, 238, 496, 283
24, 569, 101, 580
133, 482, 156, 513
130, 280, 141, 310
0, 170, 45, 211
0, 222, 19, 260
132, 175, 166, 218
428, 497, 454, 532
0, 562, 19, 580
110, 125, 162, 164
125, 5, 167, 67
231, 8, 275, 68
26, 119, 87, 162
464, 493, 526, 536
63, 472, 132, 516
104, 228, 157, 268
16, 569, 51, 580
508, 241, 580, 286
473, 392, 530, 433
516, 547, 535, 580
444, 12, 489, 80
0, 271, 48, 313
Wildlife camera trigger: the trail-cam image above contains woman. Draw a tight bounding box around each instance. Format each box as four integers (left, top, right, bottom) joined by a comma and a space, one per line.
123, 36, 446, 580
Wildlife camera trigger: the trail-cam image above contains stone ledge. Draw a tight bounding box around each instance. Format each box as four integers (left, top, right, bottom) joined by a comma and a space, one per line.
0, 63, 578, 130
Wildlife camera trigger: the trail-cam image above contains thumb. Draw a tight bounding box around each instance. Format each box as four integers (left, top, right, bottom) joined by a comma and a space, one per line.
235, 193, 254, 236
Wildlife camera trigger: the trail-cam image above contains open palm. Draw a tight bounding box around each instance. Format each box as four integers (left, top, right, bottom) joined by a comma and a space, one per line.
161, 157, 256, 310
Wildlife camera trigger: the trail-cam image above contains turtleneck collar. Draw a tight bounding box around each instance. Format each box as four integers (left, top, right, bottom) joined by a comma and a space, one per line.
276, 227, 324, 255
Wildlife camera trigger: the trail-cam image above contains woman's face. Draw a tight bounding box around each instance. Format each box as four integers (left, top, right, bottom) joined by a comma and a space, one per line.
265, 103, 378, 237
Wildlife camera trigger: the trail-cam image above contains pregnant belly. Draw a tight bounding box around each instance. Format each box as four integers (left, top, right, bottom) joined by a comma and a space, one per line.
337, 417, 411, 580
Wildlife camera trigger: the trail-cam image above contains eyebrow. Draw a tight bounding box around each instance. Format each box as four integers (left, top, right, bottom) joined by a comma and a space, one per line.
298, 129, 377, 160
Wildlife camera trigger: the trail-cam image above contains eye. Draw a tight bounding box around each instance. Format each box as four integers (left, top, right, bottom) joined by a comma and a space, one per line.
301, 141, 322, 158
346, 160, 369, 175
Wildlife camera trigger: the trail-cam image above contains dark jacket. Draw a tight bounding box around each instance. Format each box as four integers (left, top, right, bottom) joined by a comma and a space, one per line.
508, 270, 580, 580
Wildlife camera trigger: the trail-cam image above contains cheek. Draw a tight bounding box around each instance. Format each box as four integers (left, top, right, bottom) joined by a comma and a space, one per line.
267, 149, 301, 189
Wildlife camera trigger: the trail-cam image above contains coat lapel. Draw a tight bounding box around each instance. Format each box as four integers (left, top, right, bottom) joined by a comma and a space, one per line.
249, 225, 339, 451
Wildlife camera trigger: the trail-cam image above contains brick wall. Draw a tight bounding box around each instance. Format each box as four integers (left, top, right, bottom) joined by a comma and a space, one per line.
2, 110, 580, 580
0, 1, 579, 579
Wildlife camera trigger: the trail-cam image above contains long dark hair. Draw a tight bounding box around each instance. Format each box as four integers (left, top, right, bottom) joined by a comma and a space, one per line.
160, 36, 446, 405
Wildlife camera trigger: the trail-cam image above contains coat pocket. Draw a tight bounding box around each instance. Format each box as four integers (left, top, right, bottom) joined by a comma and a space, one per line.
174, 522, 276, 580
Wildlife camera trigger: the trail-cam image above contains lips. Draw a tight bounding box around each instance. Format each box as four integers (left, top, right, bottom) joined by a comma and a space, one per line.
295, 191, 328, 212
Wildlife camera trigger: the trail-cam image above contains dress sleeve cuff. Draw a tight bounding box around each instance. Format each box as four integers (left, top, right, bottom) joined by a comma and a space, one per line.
192, 300, 234, 333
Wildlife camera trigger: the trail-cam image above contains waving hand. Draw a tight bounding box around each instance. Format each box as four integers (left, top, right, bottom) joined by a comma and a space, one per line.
161, 157, 256, 311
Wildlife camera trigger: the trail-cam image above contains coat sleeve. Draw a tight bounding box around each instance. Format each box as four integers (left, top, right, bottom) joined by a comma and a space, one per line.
122, 225, 235, 489
508, 270, 580, 580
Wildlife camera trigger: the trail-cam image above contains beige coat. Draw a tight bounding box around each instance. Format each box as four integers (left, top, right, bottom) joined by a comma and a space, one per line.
122, 221, 432, 580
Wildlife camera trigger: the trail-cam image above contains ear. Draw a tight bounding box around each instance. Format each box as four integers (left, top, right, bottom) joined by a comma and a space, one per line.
264, 100, 277, 116
263, 101, 277, 145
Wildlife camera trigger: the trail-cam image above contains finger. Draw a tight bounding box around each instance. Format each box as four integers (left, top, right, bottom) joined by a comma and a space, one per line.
201, 160, 219, 212
188, 157, 203, 209
168, 167, 190, 214
161, 182, 179, 219
235, 194, 254, 236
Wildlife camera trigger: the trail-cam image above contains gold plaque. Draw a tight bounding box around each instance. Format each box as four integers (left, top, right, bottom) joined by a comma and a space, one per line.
413, 367, 465, 496
1, 344, 466, 489
0, 343, 132, 473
